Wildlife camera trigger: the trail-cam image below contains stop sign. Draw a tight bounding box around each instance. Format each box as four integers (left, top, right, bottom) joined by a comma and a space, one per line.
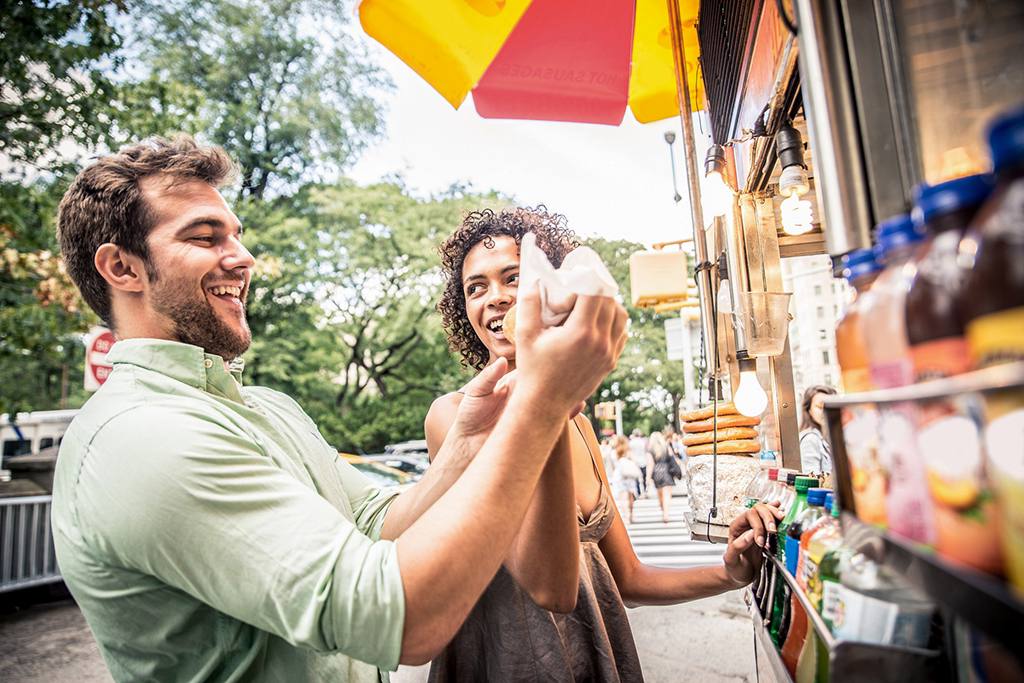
84, 327, 116, 391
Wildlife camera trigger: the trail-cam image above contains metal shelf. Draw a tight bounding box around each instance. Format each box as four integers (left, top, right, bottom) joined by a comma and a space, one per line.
840, 513, 1024, 669
820, 361, 1024, 407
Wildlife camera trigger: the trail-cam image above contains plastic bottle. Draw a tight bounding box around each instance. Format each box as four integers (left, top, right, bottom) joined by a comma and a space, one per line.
770, 476, 818, 644
787, 487, 828, 576
836, 249, 882, 394
862, 214, 936, 544
781, 489, 827, 676
832, 553, 935, 648
836, 250, 888, 527
957, 106, 1024, 590
799, 493, 843, 610
906, 173, 1002, 574
743, 466, 776, 508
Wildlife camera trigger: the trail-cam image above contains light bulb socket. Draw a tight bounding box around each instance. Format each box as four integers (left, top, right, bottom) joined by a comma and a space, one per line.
778, 164, 809, 198
775, 125, 806, 171
736, 352, 756, 371
704, 144, 728, 177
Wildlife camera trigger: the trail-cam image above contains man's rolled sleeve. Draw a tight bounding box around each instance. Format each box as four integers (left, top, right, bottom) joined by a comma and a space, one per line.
76, 406, 406, 670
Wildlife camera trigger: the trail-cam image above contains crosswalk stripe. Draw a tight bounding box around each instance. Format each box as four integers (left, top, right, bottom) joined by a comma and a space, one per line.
618, 488, 726, 570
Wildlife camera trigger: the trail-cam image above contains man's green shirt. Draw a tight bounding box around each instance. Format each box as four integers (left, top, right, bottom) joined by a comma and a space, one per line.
52, 339, 406, 682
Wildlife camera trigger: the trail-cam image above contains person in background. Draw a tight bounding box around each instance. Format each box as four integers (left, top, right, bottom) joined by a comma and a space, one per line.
647, 431, 680, 523
799, 384, 838, 475
611, 434, 641, 523
628, 429, 651, 497
426, 207, 783, 681
599, 435, 617, 477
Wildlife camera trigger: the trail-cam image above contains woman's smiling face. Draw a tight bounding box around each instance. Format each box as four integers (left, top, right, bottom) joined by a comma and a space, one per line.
461, 235, 520, 365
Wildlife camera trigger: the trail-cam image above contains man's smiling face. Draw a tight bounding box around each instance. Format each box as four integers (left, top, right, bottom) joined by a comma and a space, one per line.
139, 176, 254, 359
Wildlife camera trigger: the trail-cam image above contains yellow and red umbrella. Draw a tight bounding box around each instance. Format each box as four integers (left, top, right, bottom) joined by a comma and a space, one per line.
358, 0, 703, 126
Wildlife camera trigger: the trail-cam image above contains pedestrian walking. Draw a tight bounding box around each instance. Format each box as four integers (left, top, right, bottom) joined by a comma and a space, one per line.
628, 429, 651, 496
648, 431, 683, 523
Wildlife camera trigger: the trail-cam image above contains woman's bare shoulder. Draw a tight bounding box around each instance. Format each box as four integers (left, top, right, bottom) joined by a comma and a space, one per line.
425, 392, 464, 458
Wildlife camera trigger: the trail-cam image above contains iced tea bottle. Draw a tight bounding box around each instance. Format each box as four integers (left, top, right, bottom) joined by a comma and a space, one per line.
906, 173, 1002, 574
957, 106, 1024, 590
836, 249, 887, 526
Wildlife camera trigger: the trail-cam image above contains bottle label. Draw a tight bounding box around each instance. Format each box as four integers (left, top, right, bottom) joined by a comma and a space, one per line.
910, 337, 971, 383
966, 306, 1024, 368
820, 580, 842, 630
785, 534, 801, 576
985, 403, 1024, 589
828, 583, 898, 645
880, 403, 935, 544
841, 366, 872, 394
841, 405, 888, 527
870, 358, 914, 390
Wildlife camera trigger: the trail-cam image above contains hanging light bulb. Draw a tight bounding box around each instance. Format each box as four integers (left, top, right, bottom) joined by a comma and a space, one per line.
702, 144, 733, 224
734, 365, 768, 417
775, 125, 815, 236
780, 192, 814, 235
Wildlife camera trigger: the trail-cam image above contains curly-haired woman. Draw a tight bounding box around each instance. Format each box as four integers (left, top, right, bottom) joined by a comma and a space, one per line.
425, 206, 782, 682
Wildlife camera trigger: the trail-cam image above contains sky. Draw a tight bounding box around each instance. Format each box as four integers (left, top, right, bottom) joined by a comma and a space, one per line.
349, 40, 707, 248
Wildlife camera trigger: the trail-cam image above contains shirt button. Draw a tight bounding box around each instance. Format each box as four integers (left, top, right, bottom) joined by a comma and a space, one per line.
203, 359, 213, 369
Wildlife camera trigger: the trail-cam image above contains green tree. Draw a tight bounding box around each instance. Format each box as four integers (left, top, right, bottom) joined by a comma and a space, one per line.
1, 0, 125, 167
118, 0, 389, 199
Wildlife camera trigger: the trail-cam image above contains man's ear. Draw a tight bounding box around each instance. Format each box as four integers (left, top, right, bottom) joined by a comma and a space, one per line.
94, 243, 148, 293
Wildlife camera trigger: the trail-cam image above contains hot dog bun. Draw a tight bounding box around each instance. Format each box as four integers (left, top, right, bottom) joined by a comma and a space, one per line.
682, 414, 761, 433
680, 402, 738, 422
503, 305, 517, 345
683, 427, 758, 445
685, 439, 761, 456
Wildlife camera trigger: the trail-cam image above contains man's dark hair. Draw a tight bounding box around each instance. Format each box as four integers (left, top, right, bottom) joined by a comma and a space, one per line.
57, 135, 237, 326
437, 206, 578, 370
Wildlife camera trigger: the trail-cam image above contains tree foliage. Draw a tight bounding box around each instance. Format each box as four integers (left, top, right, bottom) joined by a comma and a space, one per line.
117, 0, 389, 198
0, 0, 124, 168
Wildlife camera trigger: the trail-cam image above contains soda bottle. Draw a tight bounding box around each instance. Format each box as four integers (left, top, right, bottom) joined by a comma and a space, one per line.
781, 489, 827, 675
906, 173, 1002, 574
770, 476, 818, 643
836, 249, 882, 394
800, 493, 843, 610
957, 106, 1024, 590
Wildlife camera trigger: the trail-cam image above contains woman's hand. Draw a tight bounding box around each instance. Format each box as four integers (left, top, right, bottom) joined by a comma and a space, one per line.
722, 503, 785, 587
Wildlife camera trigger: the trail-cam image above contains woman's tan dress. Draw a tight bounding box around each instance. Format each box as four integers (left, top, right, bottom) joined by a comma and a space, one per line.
428, 422, 644, 682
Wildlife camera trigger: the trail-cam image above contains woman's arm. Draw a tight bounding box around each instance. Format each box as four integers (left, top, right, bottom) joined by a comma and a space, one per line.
578, 420, 780, 605
425, 392, 579, 613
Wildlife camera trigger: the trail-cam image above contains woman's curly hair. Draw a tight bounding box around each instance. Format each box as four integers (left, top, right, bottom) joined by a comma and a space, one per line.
438, 206, 579, 370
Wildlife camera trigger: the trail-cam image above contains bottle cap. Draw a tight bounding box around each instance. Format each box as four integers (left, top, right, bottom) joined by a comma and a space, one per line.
874, 214, 923, 263
807, 488, 830, 506
767, 468, 779, 480
988, 105, 1024, 174
824, 492, 834, 512
841, 248, 881, 281
786, 472, 799, 485
912, 173, 994, 227
795, 476, 819, 493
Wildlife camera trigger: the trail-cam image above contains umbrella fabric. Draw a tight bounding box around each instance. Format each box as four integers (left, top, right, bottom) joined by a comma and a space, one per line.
359, 0, 703, 126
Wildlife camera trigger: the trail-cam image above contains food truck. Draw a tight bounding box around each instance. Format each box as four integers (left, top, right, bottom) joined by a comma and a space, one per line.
360, 0, 1024, 679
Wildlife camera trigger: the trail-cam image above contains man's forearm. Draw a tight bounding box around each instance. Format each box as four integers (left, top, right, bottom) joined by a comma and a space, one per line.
394, 390, 566, 664
379, 429, 485, 540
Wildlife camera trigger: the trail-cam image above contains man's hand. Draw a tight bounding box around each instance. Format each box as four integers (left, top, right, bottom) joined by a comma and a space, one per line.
722, 502, 785, 587
451, 357, 515, 439
514, 282, 629, 415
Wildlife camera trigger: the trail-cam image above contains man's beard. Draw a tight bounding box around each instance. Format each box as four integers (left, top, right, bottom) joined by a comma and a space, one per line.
150, 274, 251, 360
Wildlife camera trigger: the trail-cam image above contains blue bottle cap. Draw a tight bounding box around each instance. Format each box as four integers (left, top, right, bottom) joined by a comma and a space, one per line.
988, 105, 1024, 174
807, 487, 830, 507
841, 248, 881, 281
874, 213, 923, 263
824, 492, 834, 512
912, 174, 995, 228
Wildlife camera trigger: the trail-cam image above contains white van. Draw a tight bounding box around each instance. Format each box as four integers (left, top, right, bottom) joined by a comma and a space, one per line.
1, 409, 78, 459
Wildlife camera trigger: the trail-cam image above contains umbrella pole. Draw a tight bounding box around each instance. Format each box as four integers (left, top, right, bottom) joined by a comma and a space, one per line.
665, 0, 717, 395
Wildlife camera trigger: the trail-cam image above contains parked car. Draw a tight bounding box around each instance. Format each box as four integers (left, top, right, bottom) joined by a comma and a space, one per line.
339, 453, 414, 489
360, 454, 428, 480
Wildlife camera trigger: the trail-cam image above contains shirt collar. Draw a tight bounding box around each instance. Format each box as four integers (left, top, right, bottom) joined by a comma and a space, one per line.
106, 338, 245, 403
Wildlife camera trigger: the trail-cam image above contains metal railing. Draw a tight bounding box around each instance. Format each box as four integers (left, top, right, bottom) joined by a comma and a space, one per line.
0, 495, 61, 593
